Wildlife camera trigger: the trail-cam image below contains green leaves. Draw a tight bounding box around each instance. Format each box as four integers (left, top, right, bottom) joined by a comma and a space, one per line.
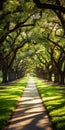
3, 0, 20, 13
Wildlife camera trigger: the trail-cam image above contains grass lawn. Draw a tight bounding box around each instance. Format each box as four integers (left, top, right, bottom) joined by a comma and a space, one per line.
0, 77, 28, 130
35, 78, 65, 130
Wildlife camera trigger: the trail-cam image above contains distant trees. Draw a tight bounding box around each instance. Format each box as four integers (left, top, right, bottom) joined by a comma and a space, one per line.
0, 29, 30, 83
29, 9, 65, 84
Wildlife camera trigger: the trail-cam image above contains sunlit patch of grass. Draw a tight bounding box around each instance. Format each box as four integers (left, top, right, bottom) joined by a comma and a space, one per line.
0, 77, 2, 83
0, 77, 28, 130
35, 78, 65, 130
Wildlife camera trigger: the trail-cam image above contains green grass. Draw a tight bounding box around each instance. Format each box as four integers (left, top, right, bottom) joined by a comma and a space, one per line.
0, 77, 28, 130
35, 78, 65, 130
0, 71, 2, 83
0, 77, 2, 83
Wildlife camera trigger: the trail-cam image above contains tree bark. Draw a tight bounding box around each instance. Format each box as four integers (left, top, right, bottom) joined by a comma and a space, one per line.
2, 66, 8, 83
48, 71, 52, 81
33, 0, 65, 13
60, 72, 65, 84
54, 73, 59, 83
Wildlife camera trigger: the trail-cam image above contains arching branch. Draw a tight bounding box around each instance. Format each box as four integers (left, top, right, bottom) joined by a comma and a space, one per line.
33, 0, 65, 13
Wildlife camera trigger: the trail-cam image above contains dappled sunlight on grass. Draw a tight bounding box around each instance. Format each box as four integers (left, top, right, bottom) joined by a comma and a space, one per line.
0, 77, 2, 83
0, 77, 28, 130
35, 77, 65, 130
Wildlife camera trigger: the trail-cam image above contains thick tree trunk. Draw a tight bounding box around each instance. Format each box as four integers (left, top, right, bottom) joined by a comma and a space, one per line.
60, 72, 65, 84
48, 71, 52, 81
54, 73, 59, 83
45, 69, 52, 81
2, 67, 8, 83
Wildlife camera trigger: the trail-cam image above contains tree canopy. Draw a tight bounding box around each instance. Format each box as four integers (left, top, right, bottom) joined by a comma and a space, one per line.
0, 0, 65, 84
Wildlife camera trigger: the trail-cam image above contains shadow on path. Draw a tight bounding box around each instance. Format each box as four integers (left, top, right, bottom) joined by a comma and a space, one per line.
5, 77, 53, 130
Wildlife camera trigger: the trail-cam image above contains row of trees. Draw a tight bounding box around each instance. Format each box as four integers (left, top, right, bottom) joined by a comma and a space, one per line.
0, 0, 65, 84
0, 0, 36, 82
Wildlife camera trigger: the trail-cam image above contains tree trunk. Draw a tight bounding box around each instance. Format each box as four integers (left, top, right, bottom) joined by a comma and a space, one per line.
48, 71, 52, 81
54, 73, 59, 83
2, 67, 8, 83
60, 72, 65, 84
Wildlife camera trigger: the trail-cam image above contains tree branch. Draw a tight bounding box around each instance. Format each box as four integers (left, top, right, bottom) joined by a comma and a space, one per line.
33, 0, 65, 13
0, 12, 35, 46
8, 39, 29, 68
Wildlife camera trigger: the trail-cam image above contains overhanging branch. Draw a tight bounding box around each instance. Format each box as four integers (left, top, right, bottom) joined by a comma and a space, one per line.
33, 0, 65, 13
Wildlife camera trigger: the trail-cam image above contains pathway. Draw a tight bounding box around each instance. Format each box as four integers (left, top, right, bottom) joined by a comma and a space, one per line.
5, 77, 53, 130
